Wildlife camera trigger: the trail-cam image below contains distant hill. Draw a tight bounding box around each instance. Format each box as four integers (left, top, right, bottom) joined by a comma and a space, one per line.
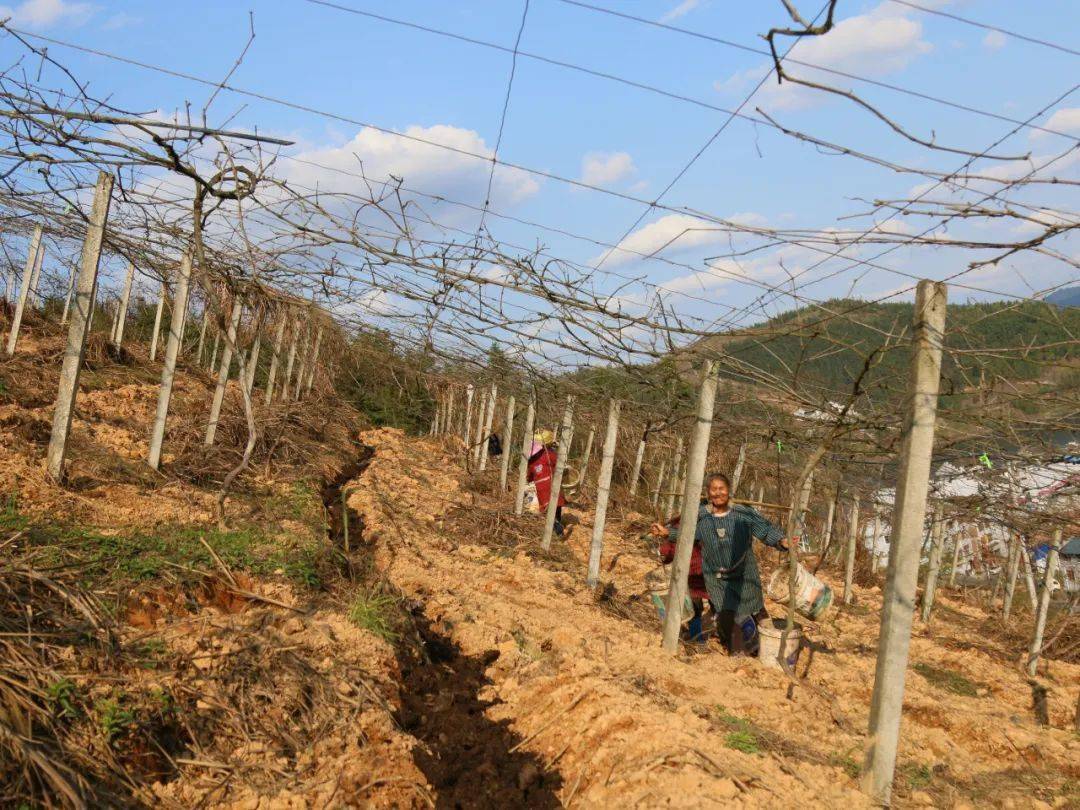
691, 298, 1080, 405
1045, 286, 1080, 308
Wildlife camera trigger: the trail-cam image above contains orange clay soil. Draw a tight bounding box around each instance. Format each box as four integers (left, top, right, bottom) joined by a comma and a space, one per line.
348, 428, 1079, 809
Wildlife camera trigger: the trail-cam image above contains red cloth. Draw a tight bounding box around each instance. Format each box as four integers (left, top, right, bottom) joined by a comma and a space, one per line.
526, 447, 566, 509
659, 537, 709, 599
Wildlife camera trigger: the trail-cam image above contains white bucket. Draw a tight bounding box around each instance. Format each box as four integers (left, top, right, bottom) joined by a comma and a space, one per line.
758, 618, 802, 670
645, 567, 694, 624
767, 563, 834, 621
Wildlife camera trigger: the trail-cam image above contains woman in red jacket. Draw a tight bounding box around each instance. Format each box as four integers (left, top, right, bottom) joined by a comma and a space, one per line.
526, 431, 567, 536
658, 517, 712, 642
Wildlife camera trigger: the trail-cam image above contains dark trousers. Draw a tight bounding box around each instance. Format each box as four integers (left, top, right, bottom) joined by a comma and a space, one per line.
715, 608, 770, 656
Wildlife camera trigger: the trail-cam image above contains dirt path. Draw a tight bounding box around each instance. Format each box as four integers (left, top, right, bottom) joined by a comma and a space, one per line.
347, 428, 1079, 809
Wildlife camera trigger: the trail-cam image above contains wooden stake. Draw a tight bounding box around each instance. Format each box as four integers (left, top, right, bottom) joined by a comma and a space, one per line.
45, 174, 113, 481
541, 396, 574, 552
148, 253, 192, 470
204, 297, 242, 446
862, 280, 946, 805
919, 502, 945, 623
514, 396, 536, 515
5, 223, 42, 356
586, 399, 620, 588
1026, 528, 1062, 677
661, 360, 718, 653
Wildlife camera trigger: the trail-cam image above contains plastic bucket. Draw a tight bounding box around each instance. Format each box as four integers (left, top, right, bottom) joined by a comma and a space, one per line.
645, 567, 694, 625
767, 563, 833, 621
758, 618, 802, 670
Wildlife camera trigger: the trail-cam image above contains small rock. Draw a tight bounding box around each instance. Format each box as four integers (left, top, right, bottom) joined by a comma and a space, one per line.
517, 763, 539, 791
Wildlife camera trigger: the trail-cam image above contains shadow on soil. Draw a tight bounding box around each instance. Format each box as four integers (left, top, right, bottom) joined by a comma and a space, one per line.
394, 607, 564, 809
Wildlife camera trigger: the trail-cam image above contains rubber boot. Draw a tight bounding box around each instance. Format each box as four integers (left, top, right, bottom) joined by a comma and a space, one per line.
688, 614, 704, 643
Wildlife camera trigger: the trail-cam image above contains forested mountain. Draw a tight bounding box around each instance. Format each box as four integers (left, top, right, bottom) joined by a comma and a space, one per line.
1045, 286, 1080, 308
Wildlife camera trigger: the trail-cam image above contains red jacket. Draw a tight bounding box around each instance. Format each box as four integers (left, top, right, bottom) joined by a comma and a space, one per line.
659, 536, 709, 600
526, 447, 566, 509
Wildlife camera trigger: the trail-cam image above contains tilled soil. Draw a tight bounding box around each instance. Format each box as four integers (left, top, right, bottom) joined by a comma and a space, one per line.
347, 427, 1080, 809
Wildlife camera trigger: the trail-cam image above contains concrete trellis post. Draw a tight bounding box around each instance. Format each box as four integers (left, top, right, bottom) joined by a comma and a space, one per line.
111, 261, 135, 349
304, 327, 323, 394
60, 264, 75, 325
920, 502, 946, 623
661, 360, 719, 653
586, 399, 620, 588
446, 388, 457, 437
862, 280, 946, 805
209, 329, 220, 372
45, 173, 113, 481
148, 253, 193, 470
2, 261, 12, 306
28, 240, 44, 309
514, 396, 536, 515
473, 385, 489, 465
820, 496, 836, 556
204, 298, 243, 446
293, 324, 310, 401
149, 280, 166, 362
651, 457, 666, 509
463, 383, 475, 449
663, 437, 684, 520
479, 384, 498, 471
5, 223, 42, 356
499, 395, 516, 491
540, 397, 574, 552
1002, 534, 1021, 622
1019, 543, 1038, 607
196, 303, 209, 365
870, 508, 882, 573
731, 442, 747, 494
844, 495, 861, 604
243, 320, 263, 397
629, 431, 647, 496
264, 315, 285, 405
280, 320, 298, 401
579, 426, 596, 485
1026, 529, 1062, 677
948, 525, 962, 586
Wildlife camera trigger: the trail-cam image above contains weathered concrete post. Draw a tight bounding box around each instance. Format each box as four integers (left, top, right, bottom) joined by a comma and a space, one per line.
204, 297, 243, 446
862, 280, 946, 805
540, 397, 574, 552
209, 329, 220, 372
264, 315, 285, 405
1019, 542, 1039, 607
60, 263, 75, 325
1002, 533, 1021, 622
446, 387, 457, 437
112, 261, 135, 349
663, 437, 684, 519
28, 240, 45, 309
629, 430, 647, 497
148, 253, 193, 470
196, 301, 209, 365
45, 174, 113, 480
578, 426, 596, 485
473, 385, 489, 465
844, 495, 860, 604
243, 317, 263, 397
280, 319, 298, 401
5, 223, 42, 356
651, 456, 666, 509
304, 326, 322, 394
948, 524, 962, 586
731, 442, 747, 494
919, 501, 946, 623
514, 396, 536, 515
499, 395, 516, 491
292, 323, 310, 401
870, 508, 882, 573
821, 496, 836, 557
479, 384, 498, 472
463, 383, 475, 449
149, 280, 167, 362
661, 360, 718, 653
1026, 528, 1062, 677
586, 399, 621, 588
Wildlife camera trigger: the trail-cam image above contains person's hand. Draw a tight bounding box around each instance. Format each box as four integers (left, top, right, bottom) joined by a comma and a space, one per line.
649, 522, 667, 538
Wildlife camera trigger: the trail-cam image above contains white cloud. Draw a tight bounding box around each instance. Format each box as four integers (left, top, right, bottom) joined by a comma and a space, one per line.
100, 11, 139, 30
0, 0, 95, 27
590, 211, 767, 267
660, 0, 701, 24
1031, 107, 1080, 140
579, 151, 636, 187
716, 1, 932, 111
982, 30, 1007, 50
284, 124, 540, 213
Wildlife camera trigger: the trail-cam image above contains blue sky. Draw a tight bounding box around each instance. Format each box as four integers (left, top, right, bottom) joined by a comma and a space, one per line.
3, 0, 1078, 342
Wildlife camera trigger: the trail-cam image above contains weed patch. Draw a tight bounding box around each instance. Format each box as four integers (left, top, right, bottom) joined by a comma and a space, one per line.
714, 708, 764, 755
347, 589, 399, 642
